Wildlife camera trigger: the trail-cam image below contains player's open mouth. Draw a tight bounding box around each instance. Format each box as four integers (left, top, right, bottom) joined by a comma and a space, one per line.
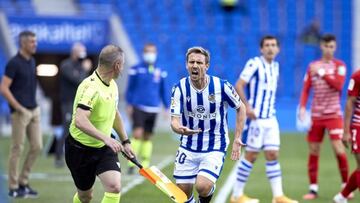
191, 70, 199, 76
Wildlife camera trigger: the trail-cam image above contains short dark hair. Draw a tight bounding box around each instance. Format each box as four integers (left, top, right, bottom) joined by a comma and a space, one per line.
99, 45, 124, 68
320, 34, 336, 43
260, 35, 279, 48
144, 43, 156, 48
186, 46, 210, 64
19, 30, 35, 45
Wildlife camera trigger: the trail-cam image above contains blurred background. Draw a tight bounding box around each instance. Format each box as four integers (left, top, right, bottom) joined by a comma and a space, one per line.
0, 0, 356, 134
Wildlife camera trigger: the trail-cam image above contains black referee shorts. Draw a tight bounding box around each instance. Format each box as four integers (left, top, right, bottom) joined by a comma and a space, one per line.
65, 135, 121, 191
132, 107, 157, 134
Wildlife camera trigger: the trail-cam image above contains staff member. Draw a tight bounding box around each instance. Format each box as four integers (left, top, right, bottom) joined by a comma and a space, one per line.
0, 30, 41, 198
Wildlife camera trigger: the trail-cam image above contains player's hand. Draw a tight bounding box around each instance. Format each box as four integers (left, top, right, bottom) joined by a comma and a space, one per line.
342, 132, 351, 148
104, 137, 123, 153
122, 143, 135, 159
298, 107, 306, 121
178, 126, 202, 135
231, 138, 246, 161
245, 105, 256, 120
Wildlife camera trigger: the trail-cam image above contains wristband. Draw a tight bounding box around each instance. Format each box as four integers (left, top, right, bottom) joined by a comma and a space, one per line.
122, 139, 131, 145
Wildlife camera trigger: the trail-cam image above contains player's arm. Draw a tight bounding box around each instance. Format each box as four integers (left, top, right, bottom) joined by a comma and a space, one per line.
321, 65, 346, 91
0, 75, 27, 114
171, 116, 202, 135
343, 96, 355, 147
113, 110, 135, 157
299, 68, 312, 121
236, 59, 257, 119
223, 81, 246, 160
235, 78, 256, 119
231, 100, 246, 161
75, 107, 123, 153
160, 70, 170, 110
170, 85, 201, 135
125, 67, 138, 117
343, 75, 360, 147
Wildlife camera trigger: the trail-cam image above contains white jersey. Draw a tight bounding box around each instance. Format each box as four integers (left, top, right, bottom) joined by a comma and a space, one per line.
171, 75, 241, 152
239, 56, 279, 119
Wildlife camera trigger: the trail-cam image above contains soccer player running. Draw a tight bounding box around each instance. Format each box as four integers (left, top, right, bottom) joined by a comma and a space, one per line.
231, 35, 298, 203
170, 46, 246, 203
333, 69, 360, 203
65, 45, 135, 203
299, 34, 350, 200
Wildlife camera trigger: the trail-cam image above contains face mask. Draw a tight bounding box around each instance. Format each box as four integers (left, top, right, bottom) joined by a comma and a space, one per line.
143, 52, 157, 64
78, 51, 87, 59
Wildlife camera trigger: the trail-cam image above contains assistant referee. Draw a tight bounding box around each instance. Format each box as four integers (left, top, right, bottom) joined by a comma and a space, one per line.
65, 45, 134, 203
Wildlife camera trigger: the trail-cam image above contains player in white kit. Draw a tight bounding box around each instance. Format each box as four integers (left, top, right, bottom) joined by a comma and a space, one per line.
230, 36, 298, 203
170, 46, 246, 203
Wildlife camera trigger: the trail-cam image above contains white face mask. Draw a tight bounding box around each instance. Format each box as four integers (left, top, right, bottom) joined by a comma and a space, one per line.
78, 51, 87, 59
143, 52, 157, 64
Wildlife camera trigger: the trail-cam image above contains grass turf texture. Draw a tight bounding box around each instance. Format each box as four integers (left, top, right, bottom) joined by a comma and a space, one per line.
0, 133, 358, 202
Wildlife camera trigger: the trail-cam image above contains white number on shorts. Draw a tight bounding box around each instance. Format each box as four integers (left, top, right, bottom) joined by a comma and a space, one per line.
351, 129, 358, 150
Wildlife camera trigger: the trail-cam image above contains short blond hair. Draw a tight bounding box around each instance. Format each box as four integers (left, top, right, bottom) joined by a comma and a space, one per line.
186, 46, 210, 64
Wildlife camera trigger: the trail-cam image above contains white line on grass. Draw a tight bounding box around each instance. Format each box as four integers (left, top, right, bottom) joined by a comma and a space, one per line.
213, 161, 238, 203
122, 156, 173, 194
0, 156, 174, 186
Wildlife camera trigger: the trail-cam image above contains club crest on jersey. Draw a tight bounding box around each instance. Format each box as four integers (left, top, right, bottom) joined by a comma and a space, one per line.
208, 94, 216, 103
196, 105, 205, 113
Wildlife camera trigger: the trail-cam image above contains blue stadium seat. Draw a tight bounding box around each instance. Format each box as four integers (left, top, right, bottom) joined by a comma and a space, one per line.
113, 0, 352, 131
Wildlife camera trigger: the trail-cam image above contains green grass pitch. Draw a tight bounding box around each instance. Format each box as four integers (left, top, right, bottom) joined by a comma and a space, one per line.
0, 132, 359, 203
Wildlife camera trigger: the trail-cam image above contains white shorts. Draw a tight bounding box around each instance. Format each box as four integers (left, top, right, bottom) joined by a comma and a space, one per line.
173, 147, 225, 184
244, 117, 280, 152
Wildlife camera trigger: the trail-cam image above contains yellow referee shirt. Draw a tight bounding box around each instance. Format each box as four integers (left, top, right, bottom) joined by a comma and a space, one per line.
69, 71, 119, 148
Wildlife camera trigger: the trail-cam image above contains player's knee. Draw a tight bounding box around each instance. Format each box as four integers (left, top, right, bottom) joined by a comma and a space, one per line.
106, 182, 121, 193
195, 183, 213, 196
245, 151, 258, 163
265, 151, 278, 160
309, 144, 320, 155
133, 129, 144, 139
78, 192, 93, 203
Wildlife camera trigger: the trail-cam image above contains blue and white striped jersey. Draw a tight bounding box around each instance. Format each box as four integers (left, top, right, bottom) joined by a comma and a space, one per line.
239, 56, 279, 119
171, 75, 241, 152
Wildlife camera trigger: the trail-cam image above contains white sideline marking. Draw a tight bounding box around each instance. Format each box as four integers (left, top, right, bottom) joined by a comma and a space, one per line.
122, 156, 173, 194
214, 161, 238, 203
0, 156, 174, 190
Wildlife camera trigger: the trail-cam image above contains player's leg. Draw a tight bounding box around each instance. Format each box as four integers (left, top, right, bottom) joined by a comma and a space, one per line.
328, 118, 349, 189
196, 151, 226, 203
303, 119, 325, 199
98, 171, 121, 203
333, 125, 360, 203
174, 148, 197, 203
231, 119, 261, 203
65, 135, 97, 203
96, 145, 122, 203
264, 117, 298, 203
74, 188, 93, 203
195, 176, 215, 203
128, 107, 145, 173
140, 112, 157, 168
